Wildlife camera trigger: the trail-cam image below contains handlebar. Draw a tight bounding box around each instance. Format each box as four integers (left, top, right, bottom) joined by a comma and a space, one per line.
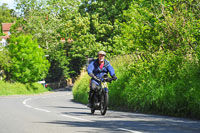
90, 73, 117, 83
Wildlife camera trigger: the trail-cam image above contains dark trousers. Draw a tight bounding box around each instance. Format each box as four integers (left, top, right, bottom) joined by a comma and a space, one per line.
89, 81, 99, 103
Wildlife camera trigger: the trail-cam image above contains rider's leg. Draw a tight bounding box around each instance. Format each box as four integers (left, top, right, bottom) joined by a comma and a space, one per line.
88, 82, 97, 107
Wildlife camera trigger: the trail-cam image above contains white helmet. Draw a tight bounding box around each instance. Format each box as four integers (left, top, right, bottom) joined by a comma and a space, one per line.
98, 51, 106, 56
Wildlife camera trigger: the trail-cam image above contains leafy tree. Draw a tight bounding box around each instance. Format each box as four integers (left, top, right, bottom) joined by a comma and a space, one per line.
0, 3, 16, 23
7, 34, 50, 83
78, 0, 132, 56
0, 44, 11, 80
0, 3, 17, 35
114, 0, 200, 53
12, 0, 200, 82
13, 0, 81, 81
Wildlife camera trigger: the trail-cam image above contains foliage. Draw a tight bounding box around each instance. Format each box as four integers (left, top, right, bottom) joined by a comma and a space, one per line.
0, 3, 17, 23
114, 0, 200, 53
0, 80, 50, 95
11, 0, 200, 118
72, 72, 90, 104
7, 34, 50, 83
119, 50, 200, 118
79, 0, 132, 56
0, 3, 17, 35
73, 52, 200, 119
13, 0, 90, 81
0, 44, 11, 71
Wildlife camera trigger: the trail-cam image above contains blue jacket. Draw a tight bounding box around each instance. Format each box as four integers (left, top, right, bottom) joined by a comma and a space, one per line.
87, 59, 115, 85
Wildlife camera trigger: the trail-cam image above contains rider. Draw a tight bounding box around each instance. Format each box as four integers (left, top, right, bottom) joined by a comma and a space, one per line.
87, 51, 117, 107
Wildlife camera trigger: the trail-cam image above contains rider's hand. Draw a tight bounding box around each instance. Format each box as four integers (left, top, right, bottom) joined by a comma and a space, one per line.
94, 76, 101, 82
89, 73, 95, 78
89, 73, 101, 82
112, 75, 117, 81
107, 78, 112, 83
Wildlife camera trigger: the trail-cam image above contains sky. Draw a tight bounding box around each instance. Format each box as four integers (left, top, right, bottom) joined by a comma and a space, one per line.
0, 0, 16, 9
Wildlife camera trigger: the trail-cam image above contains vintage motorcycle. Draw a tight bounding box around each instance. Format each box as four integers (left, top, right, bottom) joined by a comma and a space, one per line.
89, 73, 113, 115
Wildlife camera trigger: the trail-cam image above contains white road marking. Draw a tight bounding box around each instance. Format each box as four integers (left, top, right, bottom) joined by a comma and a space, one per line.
23, 98, 32, 105
34, 107, 51, 113
23, 98, 32, 108
118, 128, 143, 133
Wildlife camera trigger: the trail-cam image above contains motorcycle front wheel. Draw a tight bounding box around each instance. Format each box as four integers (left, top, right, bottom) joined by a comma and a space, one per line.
100, 92, 108, 115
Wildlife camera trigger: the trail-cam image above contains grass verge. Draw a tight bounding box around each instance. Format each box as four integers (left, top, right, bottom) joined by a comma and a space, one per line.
0, 80, 51, 96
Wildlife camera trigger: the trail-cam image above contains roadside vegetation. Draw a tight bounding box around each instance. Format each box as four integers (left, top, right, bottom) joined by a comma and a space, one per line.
0, 80, 51, 96
73, 50, 200, 119
73, 72, 90, 104
0, 0, 200, 118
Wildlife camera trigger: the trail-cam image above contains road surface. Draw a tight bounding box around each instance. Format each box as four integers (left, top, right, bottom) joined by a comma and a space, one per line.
0, 88, 200, 133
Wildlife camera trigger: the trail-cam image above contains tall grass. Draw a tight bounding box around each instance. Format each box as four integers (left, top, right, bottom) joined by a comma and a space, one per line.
0, 81, 50, 95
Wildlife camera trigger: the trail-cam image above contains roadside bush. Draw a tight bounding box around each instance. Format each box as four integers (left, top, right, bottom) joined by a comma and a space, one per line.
0, 80, 50, 95
73, 51, 200, 119
7, 34, 50, 83
119, 50, 200, 118
72, 72, 90, 104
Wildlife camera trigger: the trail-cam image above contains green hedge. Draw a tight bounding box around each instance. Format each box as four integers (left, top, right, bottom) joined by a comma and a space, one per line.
73, 51, 200, 119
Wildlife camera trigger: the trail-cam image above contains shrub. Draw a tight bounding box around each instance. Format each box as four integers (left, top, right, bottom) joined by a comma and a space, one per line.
73, 52, 200, 119
72, 72, 90, 104
7, 34, 50, 83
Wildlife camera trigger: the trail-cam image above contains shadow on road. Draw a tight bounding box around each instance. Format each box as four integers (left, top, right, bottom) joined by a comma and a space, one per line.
51, 86, 72, 92
49, 106, 87, 110
42, 118, 200, 133
39, 86, 200, 132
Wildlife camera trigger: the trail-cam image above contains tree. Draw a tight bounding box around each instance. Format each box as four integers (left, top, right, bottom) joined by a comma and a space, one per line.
78, 0, 132, 56
7, 34, 50, 83
113, 0, 200, 53
0, 3, 17, 23
0, 44, 11, 80
0, 3, 17, 35
13, 0, 81, 81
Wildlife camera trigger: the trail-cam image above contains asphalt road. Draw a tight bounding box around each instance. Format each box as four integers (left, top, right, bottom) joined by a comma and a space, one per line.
0, 88, 200, 133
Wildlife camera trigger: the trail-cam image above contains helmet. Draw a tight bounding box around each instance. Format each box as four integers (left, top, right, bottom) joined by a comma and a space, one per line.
98, 51, 106, 56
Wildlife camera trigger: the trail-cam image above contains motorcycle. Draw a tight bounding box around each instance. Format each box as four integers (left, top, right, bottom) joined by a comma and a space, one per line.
89, 73, 113, 115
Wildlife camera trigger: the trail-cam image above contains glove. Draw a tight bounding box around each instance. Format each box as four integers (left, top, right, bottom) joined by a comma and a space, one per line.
94, 76, 101, 82
89, 73, 95, 78
89, 73, 101, 82
106, 78, 112, 83
112, 75, 117, 81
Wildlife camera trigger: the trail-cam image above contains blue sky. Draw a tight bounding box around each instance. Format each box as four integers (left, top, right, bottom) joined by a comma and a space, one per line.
0, 0, 16, 9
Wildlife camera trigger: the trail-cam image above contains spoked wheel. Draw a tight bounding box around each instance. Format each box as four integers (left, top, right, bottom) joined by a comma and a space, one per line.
100, 92, 108, 115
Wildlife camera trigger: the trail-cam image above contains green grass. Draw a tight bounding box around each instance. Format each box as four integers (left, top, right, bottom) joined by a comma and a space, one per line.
0, 80, 51, 96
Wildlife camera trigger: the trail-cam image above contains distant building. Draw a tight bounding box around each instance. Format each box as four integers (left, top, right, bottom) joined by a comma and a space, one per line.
0, 23, 14, 46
